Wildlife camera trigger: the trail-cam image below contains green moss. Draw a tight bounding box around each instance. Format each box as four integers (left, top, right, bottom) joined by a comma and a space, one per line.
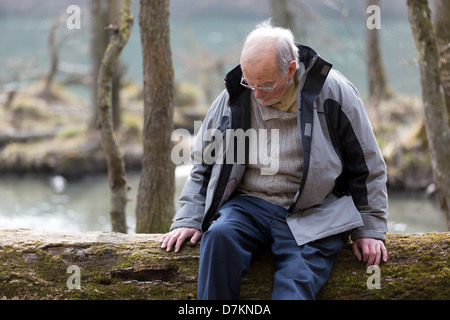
1, 231, 448, 300
316, 233, 450, 300
58, 126, 84, 139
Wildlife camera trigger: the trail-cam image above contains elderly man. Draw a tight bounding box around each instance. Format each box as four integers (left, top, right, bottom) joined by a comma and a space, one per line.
161, 20, 388, 300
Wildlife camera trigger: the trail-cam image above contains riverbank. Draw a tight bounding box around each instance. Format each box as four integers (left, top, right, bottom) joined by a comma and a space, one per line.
0, 81, 203, 178
0, 82, 433, 192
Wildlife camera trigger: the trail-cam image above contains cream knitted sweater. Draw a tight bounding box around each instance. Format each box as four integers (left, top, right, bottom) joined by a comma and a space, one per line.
236, 77, 304, 209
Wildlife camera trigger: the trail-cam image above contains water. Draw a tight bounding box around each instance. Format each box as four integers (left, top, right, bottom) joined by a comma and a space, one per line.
0, 5, 420, 100
0, 168, 446, 234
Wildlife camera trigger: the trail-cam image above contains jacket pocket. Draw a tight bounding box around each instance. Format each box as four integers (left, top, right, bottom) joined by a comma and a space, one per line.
286, 194, 364, 246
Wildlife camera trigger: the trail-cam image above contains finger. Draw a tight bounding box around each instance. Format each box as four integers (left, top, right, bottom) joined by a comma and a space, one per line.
370, 241, 385, 267
160, 233, 169, 248
374, 253, 381, 267
190, 230, 202, 245
381, 243, 388, 262
160, 230, 176, 249
361, 244, 370, 265
163, 230, 180, 252
365, 245, 376, 267
160, 233, 168, 243
173, 229, 193, 252
176, 229, 201, 252
351, 241, 362, 261
372, 244, 382, 266
166, 231, 181, 252
175, 237, 184, 253
380, 243, 388, 262
366, 243, 378, 266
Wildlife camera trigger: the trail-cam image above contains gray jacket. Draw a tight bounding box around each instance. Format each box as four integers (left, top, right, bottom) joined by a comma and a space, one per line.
170, 45, 388, 246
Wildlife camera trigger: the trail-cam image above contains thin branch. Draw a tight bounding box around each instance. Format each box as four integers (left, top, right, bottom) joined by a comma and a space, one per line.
97, 0, 134, 233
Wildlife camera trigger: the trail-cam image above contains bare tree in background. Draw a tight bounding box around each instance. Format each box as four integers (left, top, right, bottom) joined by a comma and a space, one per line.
135, 0, 175, 233
40, 15, 64, 100
97, 0, 134, 233
433, 0, 450, 122
270, 0, 316, 41
366, 0, 392, 107
407, 0, 450, 230
271, 0, 295, 32
90, 0, 122, 132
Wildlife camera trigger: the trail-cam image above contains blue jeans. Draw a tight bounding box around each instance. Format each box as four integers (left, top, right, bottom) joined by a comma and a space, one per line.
197, 195, 344, 300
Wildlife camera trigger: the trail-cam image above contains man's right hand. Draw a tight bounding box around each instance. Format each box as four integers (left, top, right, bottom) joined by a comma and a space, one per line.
160, 227, 202, 253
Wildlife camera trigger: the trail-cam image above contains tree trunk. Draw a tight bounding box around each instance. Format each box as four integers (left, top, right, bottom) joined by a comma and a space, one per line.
89, 0, 104, 131
271, 0, 295, 33
97, 0, 134, 233
89, 0, 121, 132
0, 229, 448, 300
366, 0, 392, 107
407, 0, 450, 230
433, 0, 450, 124
41, 17, 60, 99
108, 0, 122, 131
135, 0, 175, 233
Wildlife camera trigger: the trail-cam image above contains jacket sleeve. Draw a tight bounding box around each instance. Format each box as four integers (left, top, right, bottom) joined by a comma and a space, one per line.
333, 73, 388, 241
169, 90, 230, 231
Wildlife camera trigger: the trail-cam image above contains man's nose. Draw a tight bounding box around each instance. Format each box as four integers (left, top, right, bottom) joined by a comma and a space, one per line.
254, 88, 266, 99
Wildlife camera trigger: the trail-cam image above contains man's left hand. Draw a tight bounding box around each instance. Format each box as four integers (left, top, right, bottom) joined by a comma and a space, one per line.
351, 238, 388, 266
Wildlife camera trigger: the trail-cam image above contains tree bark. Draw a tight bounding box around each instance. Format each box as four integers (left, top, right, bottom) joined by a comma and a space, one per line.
135, 0, 175, 233
97, 0, 134, 233
90, 0, 105, 131
41, 16, 61, 99
433, 0, 450, 123
0, 229, 448, 300
407, 0, 450, 231
366, 0, 392, 106
89, 0, 122, 132
271, 0, 295, 33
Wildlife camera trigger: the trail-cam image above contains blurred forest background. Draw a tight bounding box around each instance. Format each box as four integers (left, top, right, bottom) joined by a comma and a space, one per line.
0, 0, 448, 235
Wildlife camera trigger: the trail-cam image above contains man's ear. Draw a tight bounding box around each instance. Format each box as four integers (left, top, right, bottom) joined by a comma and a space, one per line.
288, 60, 297, 77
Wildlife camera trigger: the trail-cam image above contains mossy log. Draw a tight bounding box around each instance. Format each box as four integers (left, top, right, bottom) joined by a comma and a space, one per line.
0, 131, 57, 148
0, 229, 448, 300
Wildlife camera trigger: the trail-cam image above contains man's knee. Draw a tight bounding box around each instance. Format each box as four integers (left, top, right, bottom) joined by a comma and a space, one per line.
201, 220, 242, 253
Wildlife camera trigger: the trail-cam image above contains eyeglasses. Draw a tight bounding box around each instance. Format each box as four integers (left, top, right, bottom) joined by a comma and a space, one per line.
240, 74, 283, 92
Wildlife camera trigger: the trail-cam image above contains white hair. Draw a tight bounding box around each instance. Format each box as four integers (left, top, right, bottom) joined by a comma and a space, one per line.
241, 19, 299, 74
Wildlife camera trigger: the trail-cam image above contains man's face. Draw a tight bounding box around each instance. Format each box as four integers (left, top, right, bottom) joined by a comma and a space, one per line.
241, 58, 296, 107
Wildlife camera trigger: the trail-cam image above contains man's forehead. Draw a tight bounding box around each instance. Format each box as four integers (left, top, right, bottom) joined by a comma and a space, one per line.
241, 43, 278, 80
242, 36, 276, 56
241, 56, 278, 83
